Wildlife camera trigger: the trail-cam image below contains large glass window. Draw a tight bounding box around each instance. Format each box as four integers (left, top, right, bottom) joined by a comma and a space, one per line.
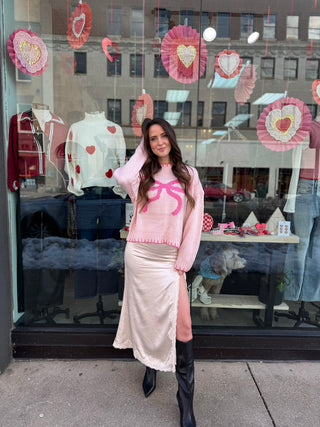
4, 0, 320, 335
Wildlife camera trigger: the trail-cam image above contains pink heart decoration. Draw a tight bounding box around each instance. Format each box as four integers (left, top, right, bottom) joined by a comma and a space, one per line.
86, 146, 96, 155
108, 126, 116, 134
102, 38, 121, 62
136, 104, 148, 125
275, 117, 292, 134
73, 13, 86, 38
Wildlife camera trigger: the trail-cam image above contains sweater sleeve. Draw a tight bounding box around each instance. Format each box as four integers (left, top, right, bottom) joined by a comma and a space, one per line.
114, 139, 147, 203
175, 167, 204, 272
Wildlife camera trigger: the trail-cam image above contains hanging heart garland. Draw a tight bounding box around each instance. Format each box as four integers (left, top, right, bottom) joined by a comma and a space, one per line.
68, 2, 93, 50
8, 29, 49, 76
312, 80, 320, 105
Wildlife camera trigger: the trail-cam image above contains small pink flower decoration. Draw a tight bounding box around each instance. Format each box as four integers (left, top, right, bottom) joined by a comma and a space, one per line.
257, 97, 312, 152
8, 29, 49, 76
161, 25, 208, 84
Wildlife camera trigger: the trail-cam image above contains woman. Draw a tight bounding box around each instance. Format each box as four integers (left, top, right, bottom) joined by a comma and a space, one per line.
113, 118, 204, 427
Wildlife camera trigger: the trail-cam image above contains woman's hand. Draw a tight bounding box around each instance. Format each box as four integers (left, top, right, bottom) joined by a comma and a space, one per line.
176, 269, 185, 276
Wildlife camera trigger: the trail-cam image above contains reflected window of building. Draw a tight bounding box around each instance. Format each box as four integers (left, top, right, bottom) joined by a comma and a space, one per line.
263, 14, 276, 39
242, 56, 253, 65
130, 54, 144, 77
241, 13, 255, 39
107, 6, 122, 35
307, 104, 317, 119
211, 102, 227, 128
284, 58, 298, 79
131, 8, 143, 37
236, 103, 251, 128
287, 16, 299, 39
305, 59, 320, 80
177, 101, 192, 127
74, 52, 87, 74
107, 99, 121, 124
261, 57, 275, 79
197, 101, 204, 127
180, 10, 194, 27
107, 55, 122, 76
154, 100, 168, 119
309, 16, 320, 40
201, 12, 211, 34
154, 55, 169, 77
217, 12, 230, 38
155, 8, 170, 37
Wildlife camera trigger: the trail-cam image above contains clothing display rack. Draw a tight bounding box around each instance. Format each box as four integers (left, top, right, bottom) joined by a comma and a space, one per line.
73, 295, 120, 325
274, 301, 320, 328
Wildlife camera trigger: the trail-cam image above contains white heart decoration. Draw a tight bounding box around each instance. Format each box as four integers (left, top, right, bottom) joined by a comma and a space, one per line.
265, 105, 302, 143
218, 53, 240, 76
177, 45, 197, 68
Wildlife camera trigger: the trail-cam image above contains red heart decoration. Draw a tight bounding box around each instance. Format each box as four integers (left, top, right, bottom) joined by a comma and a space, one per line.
73, 14, 86, 38
86, 146, 96, 155
68, 154, 72, 162
105, 169, 113, 178
256, 223, 267, 232
76, 165, 81, 174
108, 126, 116, 134
275, 117, 292, 134
102, 38, 121, 63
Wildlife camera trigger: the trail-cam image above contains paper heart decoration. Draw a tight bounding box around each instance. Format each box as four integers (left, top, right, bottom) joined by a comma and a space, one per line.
102, 38, 121, 62
257, 97, 312, 152
8, 29, 49, 76
215, 50, 243, 79
266, 107, 301, 143
86, 146, 96, 155
161, 25, 208, 84
132, 93, 154, 137
312, 80, 320, 105
73, 13, 86, 38
177, 45, 197, 68
68, 3, 92, 50
107, 126, 116, 134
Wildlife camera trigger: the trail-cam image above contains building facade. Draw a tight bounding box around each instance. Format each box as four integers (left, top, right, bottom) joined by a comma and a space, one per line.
1, 0, 320, 370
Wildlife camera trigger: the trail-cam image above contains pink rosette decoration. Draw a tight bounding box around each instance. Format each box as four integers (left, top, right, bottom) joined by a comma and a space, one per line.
257, 97, 312, 152
161, 25, 208, 84
132, 93, 154, 137
234, 64, 257, 104
68, 2, 93, 50
8, 29, 49, 76
215, 50, 243, 79
312, 80, 320, 105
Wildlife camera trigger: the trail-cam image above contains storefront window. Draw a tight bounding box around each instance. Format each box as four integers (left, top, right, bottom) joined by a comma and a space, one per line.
3, 0, 320, 333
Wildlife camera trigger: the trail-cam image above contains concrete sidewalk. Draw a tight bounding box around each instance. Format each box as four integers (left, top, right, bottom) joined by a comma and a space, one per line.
0, 359, 319, 427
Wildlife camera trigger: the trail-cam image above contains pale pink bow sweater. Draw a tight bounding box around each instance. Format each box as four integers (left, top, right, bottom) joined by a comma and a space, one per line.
114, 140, 204, 272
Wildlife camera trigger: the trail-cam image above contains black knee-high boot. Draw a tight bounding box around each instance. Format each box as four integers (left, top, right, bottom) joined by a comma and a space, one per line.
176, 339, 196, 427
142, 366, 157, 398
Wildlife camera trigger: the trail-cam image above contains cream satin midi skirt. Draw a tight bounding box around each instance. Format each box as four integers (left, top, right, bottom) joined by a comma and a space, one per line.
113, 242, 180, 372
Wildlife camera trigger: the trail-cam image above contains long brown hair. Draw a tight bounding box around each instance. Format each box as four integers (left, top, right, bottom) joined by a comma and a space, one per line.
138, 118, 195, 210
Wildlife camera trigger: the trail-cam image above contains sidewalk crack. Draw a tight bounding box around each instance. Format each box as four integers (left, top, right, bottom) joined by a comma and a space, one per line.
246, 362, 276, 427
